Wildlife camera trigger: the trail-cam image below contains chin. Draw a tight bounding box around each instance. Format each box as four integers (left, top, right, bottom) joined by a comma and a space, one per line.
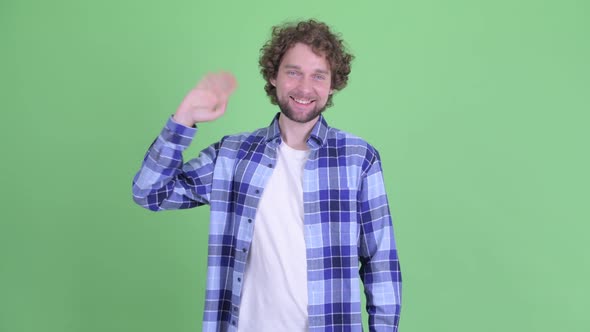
278, 98, 327, 124
280, 106, 324, 124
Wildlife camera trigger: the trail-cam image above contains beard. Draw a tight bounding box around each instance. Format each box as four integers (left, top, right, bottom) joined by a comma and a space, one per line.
277, 96, 327, 124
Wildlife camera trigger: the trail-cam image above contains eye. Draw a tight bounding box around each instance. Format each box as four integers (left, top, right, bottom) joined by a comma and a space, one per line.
287, 70, 299, 77
313, 74, 327, 81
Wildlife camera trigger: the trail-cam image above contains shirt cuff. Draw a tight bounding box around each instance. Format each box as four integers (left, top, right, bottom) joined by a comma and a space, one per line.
159, 115, 198, 148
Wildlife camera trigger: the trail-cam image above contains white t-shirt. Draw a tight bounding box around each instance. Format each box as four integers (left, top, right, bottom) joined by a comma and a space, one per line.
237, 142, 310, 331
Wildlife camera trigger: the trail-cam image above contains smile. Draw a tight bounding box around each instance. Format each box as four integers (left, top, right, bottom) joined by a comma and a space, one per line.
291, 97, 315, 105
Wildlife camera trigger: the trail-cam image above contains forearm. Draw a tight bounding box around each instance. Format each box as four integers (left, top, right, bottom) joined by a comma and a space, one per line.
132, 116, 213, 211
360, 238, 402, 331
358, 159, 402, 331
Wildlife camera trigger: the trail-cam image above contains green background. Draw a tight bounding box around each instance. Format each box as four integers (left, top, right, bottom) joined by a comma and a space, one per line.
2, 0, 589, 331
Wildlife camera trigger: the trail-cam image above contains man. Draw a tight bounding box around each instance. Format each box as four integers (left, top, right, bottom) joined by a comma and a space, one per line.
133, 20, 401, 332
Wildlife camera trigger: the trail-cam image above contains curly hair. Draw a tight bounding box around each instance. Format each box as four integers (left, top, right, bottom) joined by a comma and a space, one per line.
259, 19, 354, 108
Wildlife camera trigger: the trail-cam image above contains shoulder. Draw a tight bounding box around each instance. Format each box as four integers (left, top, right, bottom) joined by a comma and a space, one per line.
221, 125, 269, 143
215, 125, 271, 153
324, 126, 381, 163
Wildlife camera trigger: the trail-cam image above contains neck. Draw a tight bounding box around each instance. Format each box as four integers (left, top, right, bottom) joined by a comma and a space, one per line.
278, 114, 319, 150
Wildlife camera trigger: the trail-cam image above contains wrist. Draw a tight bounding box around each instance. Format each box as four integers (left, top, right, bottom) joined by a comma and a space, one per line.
172, 112, 195, 128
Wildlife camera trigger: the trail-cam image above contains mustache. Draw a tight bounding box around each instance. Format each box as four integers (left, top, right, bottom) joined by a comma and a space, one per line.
289, 89, 318, 100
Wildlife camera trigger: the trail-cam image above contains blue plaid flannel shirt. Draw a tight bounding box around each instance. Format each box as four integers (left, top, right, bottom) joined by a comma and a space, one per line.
132, 114, 401, 331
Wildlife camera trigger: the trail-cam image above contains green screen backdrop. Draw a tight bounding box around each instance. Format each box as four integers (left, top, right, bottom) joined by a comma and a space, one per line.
2, 0, 589, 331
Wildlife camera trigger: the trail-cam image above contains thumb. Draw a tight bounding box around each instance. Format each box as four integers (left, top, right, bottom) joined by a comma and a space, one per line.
215, 101, 229, 116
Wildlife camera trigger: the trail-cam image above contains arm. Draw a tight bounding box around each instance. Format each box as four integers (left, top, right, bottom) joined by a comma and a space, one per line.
357, 154, 402, 331
132, 118, 219, 211
132, 72, 237, 211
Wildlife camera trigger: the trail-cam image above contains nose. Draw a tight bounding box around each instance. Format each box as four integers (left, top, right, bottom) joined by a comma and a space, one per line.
297, 76, 313, 93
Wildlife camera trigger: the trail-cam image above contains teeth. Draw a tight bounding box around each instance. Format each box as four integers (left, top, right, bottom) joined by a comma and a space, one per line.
293, 97, 312, 104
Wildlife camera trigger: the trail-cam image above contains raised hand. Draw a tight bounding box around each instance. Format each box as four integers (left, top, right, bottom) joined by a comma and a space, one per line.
173, 72, 237, 127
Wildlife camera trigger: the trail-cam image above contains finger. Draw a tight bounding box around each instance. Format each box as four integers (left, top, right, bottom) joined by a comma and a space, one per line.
219, 71, 237, 91
216, 101, 228, 115
213, 72, 237, 98
198, 74, 215, 91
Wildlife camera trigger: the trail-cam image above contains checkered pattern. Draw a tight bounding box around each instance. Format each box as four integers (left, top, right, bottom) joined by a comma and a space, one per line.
133, 114, 401, 331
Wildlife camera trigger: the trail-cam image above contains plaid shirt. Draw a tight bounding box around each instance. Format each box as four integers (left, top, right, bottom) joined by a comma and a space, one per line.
132, 114, 401, 331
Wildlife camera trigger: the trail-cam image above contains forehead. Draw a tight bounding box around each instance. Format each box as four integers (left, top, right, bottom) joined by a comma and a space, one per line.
280, 43, 331, 73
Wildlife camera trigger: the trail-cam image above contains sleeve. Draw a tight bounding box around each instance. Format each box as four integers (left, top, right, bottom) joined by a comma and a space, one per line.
132, 116, 219, 211
357, 153, 402, 331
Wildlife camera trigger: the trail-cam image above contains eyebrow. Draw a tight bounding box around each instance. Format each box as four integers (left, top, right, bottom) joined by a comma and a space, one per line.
283, 64, 330, 75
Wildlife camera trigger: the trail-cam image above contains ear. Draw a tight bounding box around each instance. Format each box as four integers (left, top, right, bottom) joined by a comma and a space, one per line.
270, 78, 276, 87
329, 89, 334, 95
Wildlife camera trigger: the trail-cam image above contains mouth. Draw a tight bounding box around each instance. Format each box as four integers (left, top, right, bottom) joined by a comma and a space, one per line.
290, 96, 315, 106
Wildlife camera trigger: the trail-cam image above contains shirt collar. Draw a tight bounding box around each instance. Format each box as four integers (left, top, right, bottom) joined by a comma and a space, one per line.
265, 113, 329, 149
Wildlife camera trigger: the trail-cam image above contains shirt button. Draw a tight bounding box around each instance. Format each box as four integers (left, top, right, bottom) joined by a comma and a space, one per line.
268, 163, 273, 168
242, 248, 247, 253
255, 189, 260, 194
237, 277, 241, 282
232, 320, 236, 326
248, 219, 252, 223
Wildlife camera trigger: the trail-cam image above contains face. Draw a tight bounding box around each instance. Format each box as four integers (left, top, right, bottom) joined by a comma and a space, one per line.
271, 43, 333, 124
